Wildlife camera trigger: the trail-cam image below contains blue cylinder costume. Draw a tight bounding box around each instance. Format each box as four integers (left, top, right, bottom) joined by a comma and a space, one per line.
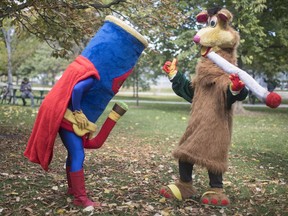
60, 16, 148, 172
24, 15, 147, 207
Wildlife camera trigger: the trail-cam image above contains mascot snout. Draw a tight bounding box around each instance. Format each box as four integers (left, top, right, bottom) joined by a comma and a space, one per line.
193, 35, 201, 43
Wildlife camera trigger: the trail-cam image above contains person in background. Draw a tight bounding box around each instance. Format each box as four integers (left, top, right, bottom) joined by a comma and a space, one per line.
0, 85, 11, 104
20, 77, 34, 107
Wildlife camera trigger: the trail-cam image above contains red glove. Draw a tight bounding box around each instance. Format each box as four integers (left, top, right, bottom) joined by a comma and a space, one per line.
229, 74, 245, 94
162, 58, 178, 78
266, 92, 281, 108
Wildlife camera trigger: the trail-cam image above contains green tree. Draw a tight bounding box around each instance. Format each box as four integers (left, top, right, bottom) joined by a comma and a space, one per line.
0, 0, 183, 57
2, 0, 288, 92
125, 1, 205, 82
0, 0, 184, 93
243, 0, 288, 79
1, 24, 13, 88
0, 20, 41, 83
174, 0, 288, 79
16, 43, 70, 85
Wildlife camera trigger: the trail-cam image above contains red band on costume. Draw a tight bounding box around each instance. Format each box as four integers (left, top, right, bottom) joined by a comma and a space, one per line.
83, 118, 116, 149
59, 115, 118, 150
112, 69, 133, 94
60, 119, 74, 132
59, 119, 89, 146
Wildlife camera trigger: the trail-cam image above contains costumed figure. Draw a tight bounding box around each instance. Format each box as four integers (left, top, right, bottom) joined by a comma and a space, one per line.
160, 7, 249, 207
24, 15, 148, 208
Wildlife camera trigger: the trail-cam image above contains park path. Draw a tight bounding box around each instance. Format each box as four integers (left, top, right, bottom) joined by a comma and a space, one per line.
114, 90, 288, 108
111, 99, 288, 108
118, 90, 288, 99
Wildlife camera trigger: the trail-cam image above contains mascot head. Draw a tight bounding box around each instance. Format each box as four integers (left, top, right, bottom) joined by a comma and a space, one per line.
193, 7, 239, 57
81, 15, 148, 94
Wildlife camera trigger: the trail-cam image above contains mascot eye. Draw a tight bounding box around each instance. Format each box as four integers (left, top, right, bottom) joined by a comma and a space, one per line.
210, 17, 217, 27
210, 20, 216, 27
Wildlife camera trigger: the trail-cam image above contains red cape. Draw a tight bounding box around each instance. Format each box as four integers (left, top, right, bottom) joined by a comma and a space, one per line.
24, 56, 100, 171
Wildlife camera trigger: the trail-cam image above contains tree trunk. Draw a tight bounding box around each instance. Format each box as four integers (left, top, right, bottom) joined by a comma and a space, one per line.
132, 71, 136, 98
233, 101, 246, 115
2, 27, 14, 103
135, 68, 139, 106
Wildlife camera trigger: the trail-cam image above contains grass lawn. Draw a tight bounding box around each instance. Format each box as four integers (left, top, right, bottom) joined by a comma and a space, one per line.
0, 102, 287, 216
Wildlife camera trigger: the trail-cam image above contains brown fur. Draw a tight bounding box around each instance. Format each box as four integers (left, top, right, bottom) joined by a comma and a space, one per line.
172, 9, 240, 174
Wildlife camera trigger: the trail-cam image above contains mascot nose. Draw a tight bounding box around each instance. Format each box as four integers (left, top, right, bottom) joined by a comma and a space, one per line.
193, 35, 200, 43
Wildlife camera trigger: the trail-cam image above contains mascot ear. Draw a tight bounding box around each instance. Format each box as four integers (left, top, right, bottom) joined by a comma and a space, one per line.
196, 11, 208, 23
217, 8, 233, 23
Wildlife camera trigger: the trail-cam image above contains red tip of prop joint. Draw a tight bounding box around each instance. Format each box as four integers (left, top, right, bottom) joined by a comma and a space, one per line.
266, 92, 282, 108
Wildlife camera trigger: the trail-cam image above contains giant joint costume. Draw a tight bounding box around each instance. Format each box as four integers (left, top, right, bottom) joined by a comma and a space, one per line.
160, 7, 261, 207
24, 15, 148, 208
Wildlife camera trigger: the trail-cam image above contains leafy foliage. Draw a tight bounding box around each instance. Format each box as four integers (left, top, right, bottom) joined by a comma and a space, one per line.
189, 0, 288, 78
0, 0, 184, 57
16, 43, 70, 85
1, 0, 288, 88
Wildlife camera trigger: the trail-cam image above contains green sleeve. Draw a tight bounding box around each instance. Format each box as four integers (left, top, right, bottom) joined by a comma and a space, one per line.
169, 72, 248, 108
226, 87, 249, 109
170, 72, 194, 103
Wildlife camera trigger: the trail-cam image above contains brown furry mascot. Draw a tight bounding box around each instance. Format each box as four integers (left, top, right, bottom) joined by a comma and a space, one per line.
160, 7, 248, 207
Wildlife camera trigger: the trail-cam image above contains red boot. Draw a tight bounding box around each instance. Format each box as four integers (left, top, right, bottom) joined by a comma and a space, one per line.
70, 169, 101, 207
65, 166, 73, 195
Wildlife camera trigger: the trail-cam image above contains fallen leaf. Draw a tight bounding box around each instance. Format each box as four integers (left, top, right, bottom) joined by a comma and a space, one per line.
83, 206, 94, 212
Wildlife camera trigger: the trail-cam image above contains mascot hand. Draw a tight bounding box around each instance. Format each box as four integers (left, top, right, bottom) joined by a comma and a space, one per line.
229, 74, 245, 95
162, 58, 178, 79
73, 110, 89, 130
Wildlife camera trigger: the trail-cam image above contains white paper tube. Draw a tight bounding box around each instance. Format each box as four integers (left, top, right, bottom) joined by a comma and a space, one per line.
206, 52, 282, 109
207, 51, 269, 101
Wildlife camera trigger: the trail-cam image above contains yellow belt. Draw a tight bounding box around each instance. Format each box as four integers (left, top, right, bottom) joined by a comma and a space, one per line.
63, 109, 97, 136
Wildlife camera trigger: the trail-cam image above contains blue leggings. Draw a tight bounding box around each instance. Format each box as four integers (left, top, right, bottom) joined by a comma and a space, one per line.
59, 77, 94, 172
59, 128, 85, 172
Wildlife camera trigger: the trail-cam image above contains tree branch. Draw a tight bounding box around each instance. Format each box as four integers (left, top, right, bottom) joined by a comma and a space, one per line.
0, 1, 35, 19
71, 0, 126, 10
0, 0, 127, 19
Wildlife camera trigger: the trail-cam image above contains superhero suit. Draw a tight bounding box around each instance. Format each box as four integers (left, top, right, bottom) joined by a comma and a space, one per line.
24, 15, 148, 208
